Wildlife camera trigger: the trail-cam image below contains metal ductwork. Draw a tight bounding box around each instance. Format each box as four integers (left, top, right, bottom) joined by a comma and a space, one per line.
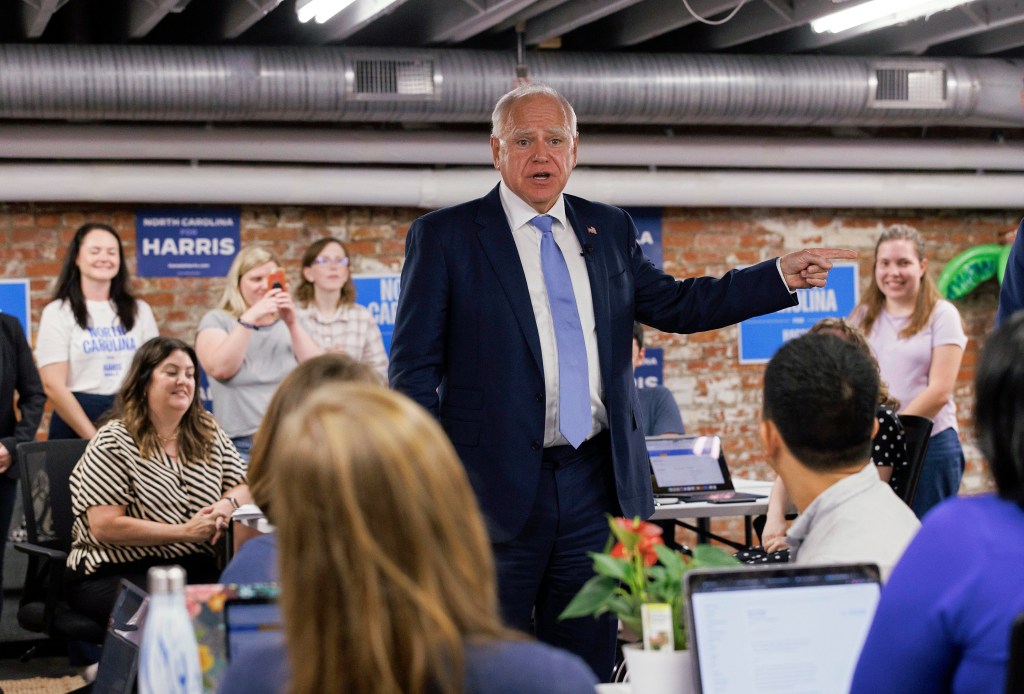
0, 45, 1021, 128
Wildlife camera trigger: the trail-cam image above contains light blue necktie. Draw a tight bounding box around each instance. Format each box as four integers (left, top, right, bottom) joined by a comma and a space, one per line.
533, 214, 590, 448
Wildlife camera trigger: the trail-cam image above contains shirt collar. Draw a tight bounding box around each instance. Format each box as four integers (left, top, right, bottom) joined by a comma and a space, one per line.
498, 181, 568, 234
786, 463, 879, 552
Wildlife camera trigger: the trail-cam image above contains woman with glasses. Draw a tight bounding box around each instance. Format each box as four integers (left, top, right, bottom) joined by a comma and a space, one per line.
295, 238, 388, 381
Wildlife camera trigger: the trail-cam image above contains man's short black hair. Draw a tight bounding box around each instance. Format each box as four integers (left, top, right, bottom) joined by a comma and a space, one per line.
632, 321, 645, 349
763, 333, 879, 472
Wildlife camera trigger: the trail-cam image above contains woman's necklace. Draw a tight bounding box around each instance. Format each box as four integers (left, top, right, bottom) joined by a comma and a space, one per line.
156, 429, 179, 442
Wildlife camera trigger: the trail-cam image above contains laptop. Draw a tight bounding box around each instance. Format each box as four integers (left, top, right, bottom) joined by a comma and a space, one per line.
91, 580, 150, 694
685, 563, 882, 694
647, 434, 765, 503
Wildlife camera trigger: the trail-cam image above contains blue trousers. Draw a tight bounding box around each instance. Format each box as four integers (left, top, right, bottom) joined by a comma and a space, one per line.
911, 427, 965, 519
491, 432, 619, 683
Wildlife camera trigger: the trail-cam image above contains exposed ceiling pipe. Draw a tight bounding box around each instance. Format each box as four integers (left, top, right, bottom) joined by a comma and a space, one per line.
2, 125, 1023, 171
1, 163, 1021, 209
0, 45, 1021, 127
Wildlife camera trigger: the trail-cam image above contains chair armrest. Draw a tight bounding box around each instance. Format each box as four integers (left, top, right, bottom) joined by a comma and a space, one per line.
12, 541, 68, 563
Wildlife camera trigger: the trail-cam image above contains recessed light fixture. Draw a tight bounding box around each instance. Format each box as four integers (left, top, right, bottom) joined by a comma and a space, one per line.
811, 0, 979, 34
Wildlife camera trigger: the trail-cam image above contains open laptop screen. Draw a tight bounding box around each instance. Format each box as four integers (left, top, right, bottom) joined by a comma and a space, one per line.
647, 435, 729, 495
92, 580, 149, 694
686, 564, 881, 694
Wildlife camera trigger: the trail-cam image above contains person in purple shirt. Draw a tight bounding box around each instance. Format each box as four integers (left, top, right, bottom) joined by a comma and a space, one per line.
220, 382, 597, 694
851, 312, 1024, 694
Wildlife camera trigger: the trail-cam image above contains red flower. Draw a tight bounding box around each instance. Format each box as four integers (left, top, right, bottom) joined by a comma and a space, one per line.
609, 518, 664, 567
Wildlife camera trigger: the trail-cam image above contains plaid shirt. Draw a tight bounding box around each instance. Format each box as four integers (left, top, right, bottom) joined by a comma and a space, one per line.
296, 304, 388, 381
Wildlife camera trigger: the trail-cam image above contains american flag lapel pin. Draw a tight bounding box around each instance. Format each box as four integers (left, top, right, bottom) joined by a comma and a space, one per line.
586, 226, 597, 235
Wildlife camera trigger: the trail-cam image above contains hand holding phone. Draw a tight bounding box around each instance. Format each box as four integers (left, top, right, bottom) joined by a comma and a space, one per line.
266, 269, 287, 291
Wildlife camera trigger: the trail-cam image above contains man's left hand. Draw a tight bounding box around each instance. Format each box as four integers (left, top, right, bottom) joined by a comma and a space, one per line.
780, 248, 857, 290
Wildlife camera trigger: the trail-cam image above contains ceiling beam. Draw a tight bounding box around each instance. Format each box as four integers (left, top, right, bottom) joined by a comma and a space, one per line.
423, 0, 540, 44
221, 0, 284, 39
20, 0, 69, 38
525, 0, 644, 45
938, 19, 1024, 54
493, 0, 574, 33
127, 0, 191, 38
860, 3, 1024, 55
312, 0, 415, 43
604, 0, 746, 47
700, 0, 859, 51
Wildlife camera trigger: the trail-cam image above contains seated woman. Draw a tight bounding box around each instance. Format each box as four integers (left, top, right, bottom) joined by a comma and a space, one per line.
219, 384, 598, 694
758, 317, 909, 555
851, 313, 1024, 694
65, 337, 250, 629
219, 352, 381, 585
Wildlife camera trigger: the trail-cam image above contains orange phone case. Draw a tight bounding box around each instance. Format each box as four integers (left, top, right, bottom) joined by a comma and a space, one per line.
266, 269, 287, 290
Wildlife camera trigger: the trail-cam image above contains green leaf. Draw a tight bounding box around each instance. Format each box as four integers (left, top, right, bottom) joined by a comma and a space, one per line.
691, 544, 742, 568
591, 553, 630, 581
558, 576, 618, 620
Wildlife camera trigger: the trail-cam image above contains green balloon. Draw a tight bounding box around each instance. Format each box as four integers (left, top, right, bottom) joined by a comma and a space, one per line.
937, 244, 1004, 300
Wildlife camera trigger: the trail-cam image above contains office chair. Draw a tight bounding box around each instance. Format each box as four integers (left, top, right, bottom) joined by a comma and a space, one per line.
891, 414, 933, 508
14, 438, 104, 659
1007, 612, 1024, 694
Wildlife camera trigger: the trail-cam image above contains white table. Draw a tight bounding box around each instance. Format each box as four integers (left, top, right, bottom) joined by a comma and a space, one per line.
647, 478, 773, 549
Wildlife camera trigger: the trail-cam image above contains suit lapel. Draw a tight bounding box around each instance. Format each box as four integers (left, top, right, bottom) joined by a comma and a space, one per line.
565, 196, 613, 394
475, 186, 544, 372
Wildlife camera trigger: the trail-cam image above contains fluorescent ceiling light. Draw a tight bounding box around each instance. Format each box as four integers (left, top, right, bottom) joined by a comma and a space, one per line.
296, 0, 358, 24
811, 0, 979, 34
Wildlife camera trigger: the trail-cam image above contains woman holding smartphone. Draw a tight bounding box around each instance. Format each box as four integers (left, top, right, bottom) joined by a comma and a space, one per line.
196, 246, 320, 459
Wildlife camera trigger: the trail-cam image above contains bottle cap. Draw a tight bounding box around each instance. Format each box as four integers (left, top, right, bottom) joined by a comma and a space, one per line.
147, 565, 188, 594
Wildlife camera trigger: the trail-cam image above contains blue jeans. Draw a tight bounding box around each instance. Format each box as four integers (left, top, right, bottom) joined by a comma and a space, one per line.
231, 436, 253, 463
911, 427, 965, 519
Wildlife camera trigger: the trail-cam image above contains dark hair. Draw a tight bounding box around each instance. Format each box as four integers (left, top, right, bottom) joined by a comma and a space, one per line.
113, 336, 217, 463
53, 223, 138, 331
975, 313, 1024, 507
632, 321, 645, 350
295, 237, 356, 307
808, 317, 899, 410
763, 333, 879, 472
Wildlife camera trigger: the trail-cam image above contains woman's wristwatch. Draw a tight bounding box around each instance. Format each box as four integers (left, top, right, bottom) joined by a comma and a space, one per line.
224, 496, 240, 511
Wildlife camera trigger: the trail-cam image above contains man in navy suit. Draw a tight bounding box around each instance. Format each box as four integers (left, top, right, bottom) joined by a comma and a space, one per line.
389, 84, 854, 680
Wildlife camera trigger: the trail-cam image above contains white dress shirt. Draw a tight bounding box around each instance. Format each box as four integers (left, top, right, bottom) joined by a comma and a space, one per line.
499, 182, 608, 447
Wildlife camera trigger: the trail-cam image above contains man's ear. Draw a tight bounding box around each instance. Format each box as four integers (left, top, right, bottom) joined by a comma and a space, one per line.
872, 415, 880, 439
490, 136, 502, 170
760, 419, 779, 457
570, 134, 579, 169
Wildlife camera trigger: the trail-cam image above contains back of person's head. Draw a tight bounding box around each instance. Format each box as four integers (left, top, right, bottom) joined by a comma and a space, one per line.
808, 317, 899, 410
248, 353, 382, 520
975, 312, 1024, 507
265, 383, 513, 694
216, 245, 280, 316
763, 333, 879, 472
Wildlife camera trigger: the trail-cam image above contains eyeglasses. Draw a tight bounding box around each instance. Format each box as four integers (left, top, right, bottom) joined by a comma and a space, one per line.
312, 256, 350, 267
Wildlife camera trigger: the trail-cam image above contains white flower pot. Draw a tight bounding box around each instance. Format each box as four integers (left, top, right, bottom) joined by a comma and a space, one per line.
622, 643, 695, 694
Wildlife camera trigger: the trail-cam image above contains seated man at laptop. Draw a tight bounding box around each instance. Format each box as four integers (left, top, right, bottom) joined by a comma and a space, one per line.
760, 332, 919, 580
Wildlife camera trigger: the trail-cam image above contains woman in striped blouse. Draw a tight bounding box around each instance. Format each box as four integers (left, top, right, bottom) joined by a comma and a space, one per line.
65, 336, 250, 629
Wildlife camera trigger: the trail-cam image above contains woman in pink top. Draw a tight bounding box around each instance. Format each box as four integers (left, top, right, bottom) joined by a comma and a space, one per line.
851, 225, 967, 518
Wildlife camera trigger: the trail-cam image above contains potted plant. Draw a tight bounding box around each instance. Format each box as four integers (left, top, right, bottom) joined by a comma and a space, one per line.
560, 516, 739, 692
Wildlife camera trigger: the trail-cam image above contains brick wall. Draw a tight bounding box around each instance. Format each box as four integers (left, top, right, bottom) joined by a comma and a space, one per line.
3, 202, 1015, 538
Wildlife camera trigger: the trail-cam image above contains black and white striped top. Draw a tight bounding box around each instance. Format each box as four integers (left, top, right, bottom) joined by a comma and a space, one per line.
67, 419, 247, 575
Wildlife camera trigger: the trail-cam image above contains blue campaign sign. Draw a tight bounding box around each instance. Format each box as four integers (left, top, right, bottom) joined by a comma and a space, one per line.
624, 206, 663, 269
136, 209, 240, 277
0, 279, 31, 336
634, 347, 664, 389
353, 274, 401, 355
738, 262, 860, 364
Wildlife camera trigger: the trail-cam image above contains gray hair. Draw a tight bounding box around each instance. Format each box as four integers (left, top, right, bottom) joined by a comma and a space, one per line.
490, 83, 578, 140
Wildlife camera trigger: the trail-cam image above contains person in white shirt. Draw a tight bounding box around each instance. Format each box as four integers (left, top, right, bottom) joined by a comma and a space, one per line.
759, 332, 919, 581
36, 223, 159, 439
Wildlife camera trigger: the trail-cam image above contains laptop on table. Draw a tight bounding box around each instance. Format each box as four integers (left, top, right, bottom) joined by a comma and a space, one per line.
685, 563, 882, 694
90, 580, 150, 694
647, 434, 765, 503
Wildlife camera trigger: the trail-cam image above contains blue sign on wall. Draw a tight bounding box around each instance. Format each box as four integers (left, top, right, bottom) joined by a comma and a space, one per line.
634, 346, 665, 389
625, 206, 663, 269
738, 262, 859, 364
0, 279, 31, 336
353, 274, 401, 355
136, 209, 240, 277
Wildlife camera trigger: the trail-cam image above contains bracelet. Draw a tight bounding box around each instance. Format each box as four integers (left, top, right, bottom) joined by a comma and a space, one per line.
225, 496, 240, 510
237, 318, 260, 331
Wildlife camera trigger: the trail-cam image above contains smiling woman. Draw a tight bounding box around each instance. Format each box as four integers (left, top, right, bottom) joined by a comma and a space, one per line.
64, 336, 250, 635
34, 223, 160, 440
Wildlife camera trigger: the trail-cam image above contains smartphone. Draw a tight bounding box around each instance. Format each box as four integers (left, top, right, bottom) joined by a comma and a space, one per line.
266, 269, 287, 291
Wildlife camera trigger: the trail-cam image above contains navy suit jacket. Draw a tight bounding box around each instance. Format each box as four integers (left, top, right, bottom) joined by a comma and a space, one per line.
389, 185, 796, 542
0, 314, 45, 480
997, 217, 1024, 327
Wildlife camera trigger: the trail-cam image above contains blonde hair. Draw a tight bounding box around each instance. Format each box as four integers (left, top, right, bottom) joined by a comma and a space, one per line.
215, 246, 280, 317
247, 353, 382, 521
265, 384, 518, 694
855, 225, 942, 339
808, 318, 900, 411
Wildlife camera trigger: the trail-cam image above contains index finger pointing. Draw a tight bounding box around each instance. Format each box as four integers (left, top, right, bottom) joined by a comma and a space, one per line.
807, 248, 857, 261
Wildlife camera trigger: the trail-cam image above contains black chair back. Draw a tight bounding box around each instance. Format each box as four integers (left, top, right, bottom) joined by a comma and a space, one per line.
1008, 612, 1024, 694
892, 414, 933, 508
18, 438, 89, 551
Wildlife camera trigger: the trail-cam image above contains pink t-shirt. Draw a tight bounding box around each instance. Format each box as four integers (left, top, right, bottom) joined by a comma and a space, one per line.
854, 300, 967, 437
